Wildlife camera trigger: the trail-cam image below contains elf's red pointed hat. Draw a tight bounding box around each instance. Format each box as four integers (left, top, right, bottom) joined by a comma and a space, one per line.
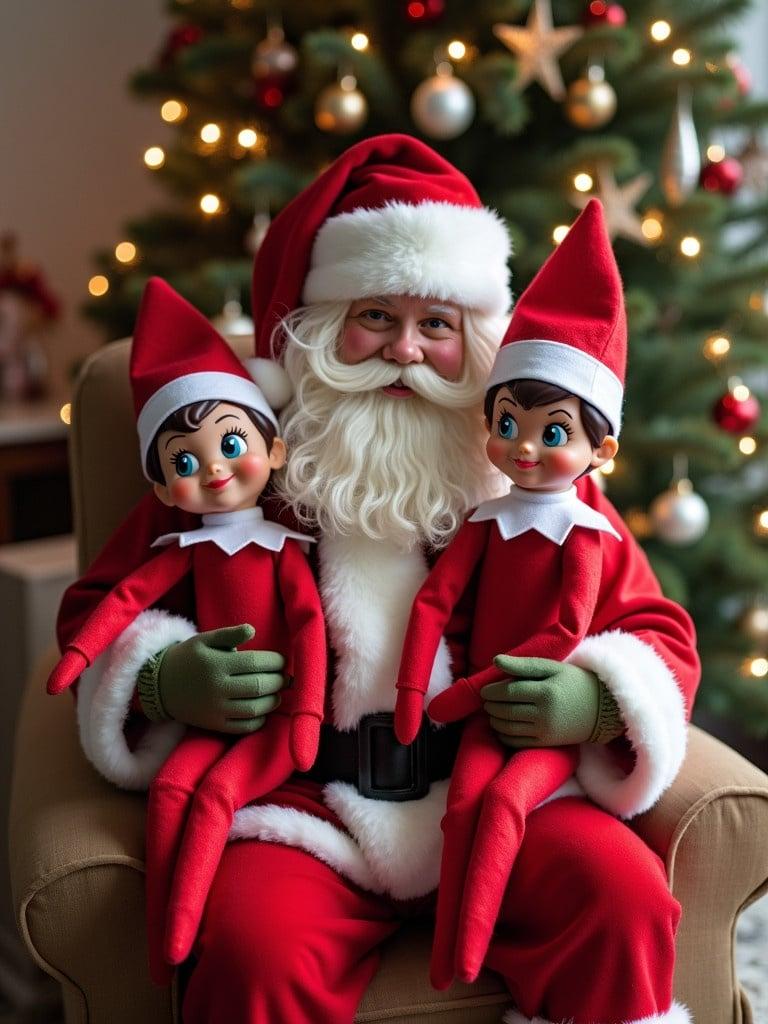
251, 133, 512, 359
487, 199, 626, 436
131, 278, 278, 477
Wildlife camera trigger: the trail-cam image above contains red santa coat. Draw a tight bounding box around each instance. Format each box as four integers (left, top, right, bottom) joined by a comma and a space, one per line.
56, 476, 699, 925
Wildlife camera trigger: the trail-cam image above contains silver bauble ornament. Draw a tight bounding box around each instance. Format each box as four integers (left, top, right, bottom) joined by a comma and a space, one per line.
212, 298, 254, 339
660, 86, 701, 206
315, 78, 368, 135
565, 65, 616, 130
649, 477, 709, 545
411, 72, 475, 140
252, 26, 298, 79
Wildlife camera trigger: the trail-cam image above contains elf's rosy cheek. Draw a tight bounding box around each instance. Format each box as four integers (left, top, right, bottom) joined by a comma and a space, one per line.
548, 449, 581, 475
486, 437, 509, 463
237, 454, 267, 478
170, 478, 196, 504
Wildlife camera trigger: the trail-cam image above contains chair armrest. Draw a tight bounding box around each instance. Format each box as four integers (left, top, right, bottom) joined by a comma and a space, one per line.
9, 646, 174, 1023
633, 724, 768, 1022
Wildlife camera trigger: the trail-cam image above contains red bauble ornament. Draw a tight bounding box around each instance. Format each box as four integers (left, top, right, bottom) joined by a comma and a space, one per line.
253, 76, 286, 111
404, 0, 445, 24
583, 1, 627, 26
712, 386, 761, 433
159, 24, 204, 68
700, 157, 744, 195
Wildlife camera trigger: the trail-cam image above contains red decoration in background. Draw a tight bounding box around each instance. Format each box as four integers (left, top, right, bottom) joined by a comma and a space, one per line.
254, 78, 286, 110
583, 1, 627, 27
712, 386, 761, 434
727, 53, 752, 97
700, 157, 743, 195
404, 0, 445, 24
159, 24, 204, 68
0, 233, 60, 320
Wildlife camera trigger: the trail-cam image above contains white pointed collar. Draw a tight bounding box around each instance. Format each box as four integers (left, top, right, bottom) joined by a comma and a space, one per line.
152, 505, 316, 556
469, 485, 622, 546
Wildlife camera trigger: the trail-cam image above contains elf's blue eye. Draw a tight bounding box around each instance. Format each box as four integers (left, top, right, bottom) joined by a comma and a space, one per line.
221, 433, 248, 459
542, 424, 568, 447
498, 413, 518, 440
175, 452, 199, 477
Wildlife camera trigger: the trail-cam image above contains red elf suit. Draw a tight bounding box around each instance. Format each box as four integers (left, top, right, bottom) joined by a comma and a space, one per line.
55, 136, 697, 1024
395, 199, 640, 986
47, 277, 327, 982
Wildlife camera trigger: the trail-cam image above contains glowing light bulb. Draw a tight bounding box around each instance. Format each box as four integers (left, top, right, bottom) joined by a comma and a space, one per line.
706, 143, 725, 163
552, 225, 570, 245
447, 40, 467, 60
573, 172, 593, 192
739, 436, 757, 455
733, 383, 751, 402
161, 99, 187, 123
756, 510, 768, 535
144, 146, 165, 168
703, 334, 731, 360
680, 236, 701, 258
200, 193, 222, 214
114, 241, 137, 264
749, 657, 768, 678
599, 459, 616, 476
200, 123, 222, 144
340, 74, 357, 91
672, 48, 691, 66
351, 32, 369, 51
59, 403, 71, 425
641, 216, 663, 241
88, 275, 109, 297
650, 20, 671, 41
238, 128, 258, 148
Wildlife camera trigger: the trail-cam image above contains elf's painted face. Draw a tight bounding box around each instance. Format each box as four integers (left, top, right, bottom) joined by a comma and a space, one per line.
153, 402, 286, 514
486, 387, 617, 492
340, 293, 464, 396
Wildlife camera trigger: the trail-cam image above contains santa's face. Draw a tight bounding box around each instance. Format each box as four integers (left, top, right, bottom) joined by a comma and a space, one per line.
341, 295, 464, 394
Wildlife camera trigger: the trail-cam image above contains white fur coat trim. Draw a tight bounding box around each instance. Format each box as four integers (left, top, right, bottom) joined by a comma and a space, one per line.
76, 608, 191, 790
569, 630, 688, 819
502, 1001, 692, 1023
303, 200, 512, 317
319, 534, 453, 730
229, 779, 449, 901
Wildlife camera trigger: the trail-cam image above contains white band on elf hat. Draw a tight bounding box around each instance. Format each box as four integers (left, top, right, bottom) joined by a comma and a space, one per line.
487, 338, 624, 437
137, 370, 279, 478
302, 201, 511, 316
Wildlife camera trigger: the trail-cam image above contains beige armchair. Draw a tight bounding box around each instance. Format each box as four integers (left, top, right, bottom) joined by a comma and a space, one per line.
10, 338, 768, 1024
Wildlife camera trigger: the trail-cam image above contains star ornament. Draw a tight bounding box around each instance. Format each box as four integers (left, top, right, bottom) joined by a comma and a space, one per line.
570, 164, 652, 246
494, 0, 584, 102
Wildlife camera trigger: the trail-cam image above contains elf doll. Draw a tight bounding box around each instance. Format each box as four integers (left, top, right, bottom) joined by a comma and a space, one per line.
46, 277, 327, 981
395, 199, 635, 986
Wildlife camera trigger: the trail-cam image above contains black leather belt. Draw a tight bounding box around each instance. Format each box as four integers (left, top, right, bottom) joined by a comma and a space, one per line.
301, 713, 460, 802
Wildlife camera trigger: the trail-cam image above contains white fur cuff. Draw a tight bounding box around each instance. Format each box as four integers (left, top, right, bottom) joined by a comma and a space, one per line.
502, 1000, 692, 1023
569, 630, 688, 819
77, 608, 193, 790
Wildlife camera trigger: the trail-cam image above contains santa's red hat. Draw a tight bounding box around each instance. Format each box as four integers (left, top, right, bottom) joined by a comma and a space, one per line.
131, 278, 279, 477
252, 134, 512, 359
487, 199, 626, 436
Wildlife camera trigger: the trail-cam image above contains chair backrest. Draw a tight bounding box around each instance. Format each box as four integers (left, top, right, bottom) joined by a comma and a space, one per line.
69, 334, 252, 572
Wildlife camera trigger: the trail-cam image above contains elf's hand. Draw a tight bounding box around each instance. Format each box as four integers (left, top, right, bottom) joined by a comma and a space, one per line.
480, 655, 601, 748
138, 624, 285, 734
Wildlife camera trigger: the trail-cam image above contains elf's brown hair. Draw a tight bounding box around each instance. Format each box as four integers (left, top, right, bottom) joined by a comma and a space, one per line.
484, 379, 611, 449
145, 400, 277, 485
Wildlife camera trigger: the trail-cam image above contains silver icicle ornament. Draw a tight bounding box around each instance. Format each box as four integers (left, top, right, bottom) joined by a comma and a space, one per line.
660, 86, 701, 206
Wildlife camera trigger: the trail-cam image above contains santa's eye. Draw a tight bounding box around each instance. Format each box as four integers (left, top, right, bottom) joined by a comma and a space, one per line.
173, 452, 199, 477
542, 423, 570, 447
498, 413, 518, 440
221, 432, 248, 459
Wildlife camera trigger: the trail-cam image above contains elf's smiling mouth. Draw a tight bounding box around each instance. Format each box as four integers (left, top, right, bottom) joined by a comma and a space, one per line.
513, 459, 540, 469
204, 475, 234, 490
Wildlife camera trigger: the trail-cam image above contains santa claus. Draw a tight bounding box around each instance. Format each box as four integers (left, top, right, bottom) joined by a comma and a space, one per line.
57, 135, 698, 1024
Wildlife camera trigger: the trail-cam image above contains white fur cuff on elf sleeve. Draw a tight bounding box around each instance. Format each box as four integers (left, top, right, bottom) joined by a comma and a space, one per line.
502, 1000, 692, 1023
568, 630, 688, 820
77, 608, 193, 791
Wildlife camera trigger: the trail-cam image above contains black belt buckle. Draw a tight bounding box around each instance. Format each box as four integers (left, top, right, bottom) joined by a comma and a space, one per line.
357, 713, 429, 802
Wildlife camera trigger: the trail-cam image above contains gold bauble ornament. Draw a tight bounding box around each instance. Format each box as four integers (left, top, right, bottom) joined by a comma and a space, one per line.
315, 77, 368, 135
565, 65, 616, 130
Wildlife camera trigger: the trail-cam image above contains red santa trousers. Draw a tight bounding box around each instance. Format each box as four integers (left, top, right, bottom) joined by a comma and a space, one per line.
181, 797, 680, 1024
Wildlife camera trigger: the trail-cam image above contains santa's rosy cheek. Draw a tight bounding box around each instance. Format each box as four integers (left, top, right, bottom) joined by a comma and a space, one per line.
237, 454, 268, 478
170, 478, 196, 504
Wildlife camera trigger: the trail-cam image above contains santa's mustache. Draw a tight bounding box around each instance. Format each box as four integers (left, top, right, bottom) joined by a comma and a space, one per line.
310, 355, 477, 409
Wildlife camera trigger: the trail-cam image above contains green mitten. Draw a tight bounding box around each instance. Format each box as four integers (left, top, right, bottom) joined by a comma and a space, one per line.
137, 623, 286, 734
480, 655, 624, 748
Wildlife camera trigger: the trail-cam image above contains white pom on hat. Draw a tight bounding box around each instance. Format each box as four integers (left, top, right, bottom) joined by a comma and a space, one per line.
243, 356, 293, 411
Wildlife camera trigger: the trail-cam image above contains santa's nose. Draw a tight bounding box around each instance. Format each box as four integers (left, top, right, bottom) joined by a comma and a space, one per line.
384, 325, 424, 364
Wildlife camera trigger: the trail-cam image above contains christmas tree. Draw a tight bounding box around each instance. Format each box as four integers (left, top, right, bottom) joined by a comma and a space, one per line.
86, 0, 768, 735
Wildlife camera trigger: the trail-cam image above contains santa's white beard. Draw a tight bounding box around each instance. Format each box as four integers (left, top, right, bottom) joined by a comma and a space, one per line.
275, 303, 506, 551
